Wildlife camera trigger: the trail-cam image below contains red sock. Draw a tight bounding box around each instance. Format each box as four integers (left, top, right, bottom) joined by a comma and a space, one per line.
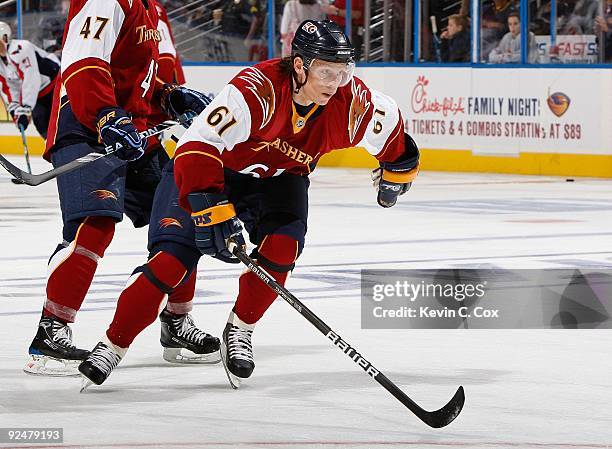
107, 251, 187, 348
234, 234, 298, 325
166, 270, 196, 314
45, 216, 115, 323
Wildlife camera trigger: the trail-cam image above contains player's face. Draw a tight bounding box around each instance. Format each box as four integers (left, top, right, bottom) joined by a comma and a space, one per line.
304, 59, 354, 105
0, 38, 6, 57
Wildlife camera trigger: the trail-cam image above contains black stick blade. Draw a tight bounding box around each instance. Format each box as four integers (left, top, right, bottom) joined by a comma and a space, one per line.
419, 386, 465, 428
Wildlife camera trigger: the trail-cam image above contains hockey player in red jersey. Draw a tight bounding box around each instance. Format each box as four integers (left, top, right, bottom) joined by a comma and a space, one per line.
25, 0, 216, 377
156, 1, 186, 85
78, 19, 419, 388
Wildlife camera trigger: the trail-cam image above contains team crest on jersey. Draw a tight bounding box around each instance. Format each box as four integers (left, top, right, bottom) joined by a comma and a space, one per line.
159, 218, 183, 229
348, 80, 371, 143
251, 138, 314, 166
92, 190, 117, 200
136, 26, 162, 44
238, 67, 275, 130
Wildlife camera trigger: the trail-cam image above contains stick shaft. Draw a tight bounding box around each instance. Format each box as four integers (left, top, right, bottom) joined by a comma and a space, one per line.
228, 241, 464, 428
18, 125, 32, 174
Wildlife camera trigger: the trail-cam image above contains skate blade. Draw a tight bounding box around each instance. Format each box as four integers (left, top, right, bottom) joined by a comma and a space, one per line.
220, 341, 240, 389
79, 375, 94, 393
162, 347, 221, 364
23, 355, 81, 377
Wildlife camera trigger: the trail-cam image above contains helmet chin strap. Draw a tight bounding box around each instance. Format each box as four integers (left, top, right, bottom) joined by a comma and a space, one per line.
291, 55, 311, 94
292, 70, 309, 95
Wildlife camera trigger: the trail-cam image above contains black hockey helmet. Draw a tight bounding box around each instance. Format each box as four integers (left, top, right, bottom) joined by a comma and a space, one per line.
291, 20, 355, 66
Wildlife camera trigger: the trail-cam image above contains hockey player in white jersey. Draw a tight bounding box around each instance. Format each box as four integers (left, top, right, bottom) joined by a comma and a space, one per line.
0, 21, 59, 139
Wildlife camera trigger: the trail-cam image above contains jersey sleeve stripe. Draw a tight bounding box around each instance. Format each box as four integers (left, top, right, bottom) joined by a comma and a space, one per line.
174, 150, 224, 167
63, 65, 113, 86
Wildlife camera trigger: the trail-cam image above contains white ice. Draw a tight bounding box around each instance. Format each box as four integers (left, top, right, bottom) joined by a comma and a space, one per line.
1, 155, 612, 449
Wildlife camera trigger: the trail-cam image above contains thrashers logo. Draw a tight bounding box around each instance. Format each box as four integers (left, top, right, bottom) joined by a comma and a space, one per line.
159, 218, 183, 229
238, 67, 275, 130
93, 190, 117, 200
547, 92, 570, 117
348, 80, 370, 143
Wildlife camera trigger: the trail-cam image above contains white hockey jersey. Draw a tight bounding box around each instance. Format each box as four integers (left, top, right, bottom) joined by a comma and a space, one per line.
0, 55, 21, 105
6, 39, 60, 108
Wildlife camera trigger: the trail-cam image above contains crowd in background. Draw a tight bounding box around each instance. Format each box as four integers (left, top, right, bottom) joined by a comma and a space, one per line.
0, 0, 609, 65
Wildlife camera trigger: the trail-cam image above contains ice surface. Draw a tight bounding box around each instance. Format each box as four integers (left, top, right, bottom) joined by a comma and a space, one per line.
1, 156, 611, 448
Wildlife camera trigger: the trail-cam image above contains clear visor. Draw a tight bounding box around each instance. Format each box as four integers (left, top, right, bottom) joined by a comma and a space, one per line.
307, 60, 355, 87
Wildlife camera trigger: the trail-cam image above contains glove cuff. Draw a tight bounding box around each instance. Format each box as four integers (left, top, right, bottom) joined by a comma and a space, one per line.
187, 191, 228, 211
159, 83, 179, 115
96, 107, 127, 136
191, 203, 237, 227
381, 164, 419, 183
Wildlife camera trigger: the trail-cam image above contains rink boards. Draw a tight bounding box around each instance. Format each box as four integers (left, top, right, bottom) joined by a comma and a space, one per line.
0, 66, 610, 177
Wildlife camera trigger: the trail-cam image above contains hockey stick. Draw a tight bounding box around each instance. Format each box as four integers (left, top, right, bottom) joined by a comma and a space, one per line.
430, 16, 442, 63
227, 238, 465, 428
11, 124, 32, 184
0, 120, 178, 186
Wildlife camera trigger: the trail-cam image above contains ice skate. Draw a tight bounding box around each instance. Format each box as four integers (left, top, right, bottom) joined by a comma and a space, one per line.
24, 316, 90, 377
159, 308, 221, 364
220, 310, 255, 389
78, 337, 126, 391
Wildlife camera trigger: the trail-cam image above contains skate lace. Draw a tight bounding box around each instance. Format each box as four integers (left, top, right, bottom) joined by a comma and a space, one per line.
89, 344, 121, 376
52, 322, 77, 350
176, 314, 210, 346
227, 325, 253, 363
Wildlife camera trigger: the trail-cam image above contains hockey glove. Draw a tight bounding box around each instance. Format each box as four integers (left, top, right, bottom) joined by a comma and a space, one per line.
159, 84, 211, 127
7, 101, 19, 118
14, 105, 32, 131
188, 191, 246, 264
96, 107, 144, 161
372, 134, 420, 208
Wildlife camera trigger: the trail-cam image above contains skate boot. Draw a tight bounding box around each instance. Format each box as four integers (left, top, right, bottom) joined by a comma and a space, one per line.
78, 337, 126, 391
220, 310, 255, 389
159, 308, 220, 364
24, 316, 90, 376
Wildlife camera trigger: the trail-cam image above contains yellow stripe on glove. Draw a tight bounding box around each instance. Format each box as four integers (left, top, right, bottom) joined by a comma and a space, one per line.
382, 163, 420, 184
191, 203, 237, 227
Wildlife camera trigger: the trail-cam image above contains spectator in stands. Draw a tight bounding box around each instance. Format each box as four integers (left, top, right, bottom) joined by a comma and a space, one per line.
595, 0, 612, 62
563, 0, 599, 34
481, 0, 517, 60
280, 0, 326, 57
440, 14, 470, 62
214, 0, 267, 61
489, 12, 538, 62
323, 0, 364, 60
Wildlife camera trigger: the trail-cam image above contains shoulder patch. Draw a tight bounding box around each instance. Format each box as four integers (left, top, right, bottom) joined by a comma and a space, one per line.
237, 67, 276, 130
348, 79, 371, 143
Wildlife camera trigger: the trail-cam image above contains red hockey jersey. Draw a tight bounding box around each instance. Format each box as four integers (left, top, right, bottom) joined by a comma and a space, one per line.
147, 1, 184, 130
174, 59, 406, 210
156, 2, 185, 84
45, 0, 162, 158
